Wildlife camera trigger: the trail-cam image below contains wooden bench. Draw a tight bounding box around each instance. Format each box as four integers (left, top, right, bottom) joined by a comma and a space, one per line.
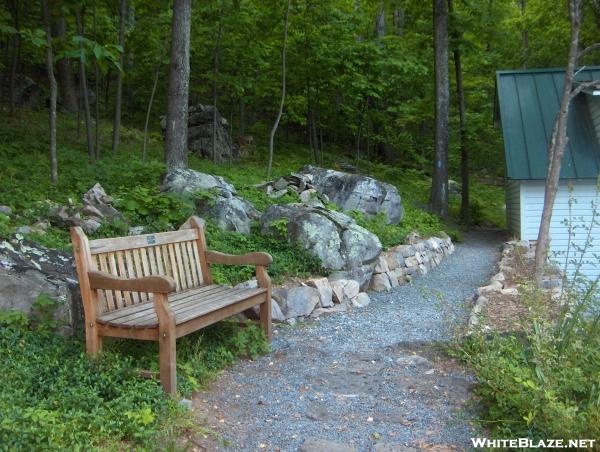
70, 216, 272, 395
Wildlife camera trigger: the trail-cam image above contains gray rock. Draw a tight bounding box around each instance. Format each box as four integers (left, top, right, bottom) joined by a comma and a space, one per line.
351, 292, 370, 307
162, 168, 259, 234
374, 255, 389, 273
300, 438, 357, 452
280, 286, 320, 319
370, 273, 391, 292
161, 104, 240, 162
128, 226, 145, 236
82, 183, 125, 222
260, 204, 381, 271
0, 238, 82, 334
15, 226, 33, 235
329, 279, 347, 303
306, 277, 333, 308
343, 279, 360, 300
299, 165, 403, 224
0, 206, 12, 216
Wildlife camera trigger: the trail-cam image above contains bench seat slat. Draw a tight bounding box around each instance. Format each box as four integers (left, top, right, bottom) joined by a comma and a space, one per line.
89, 229, 199, 254
97, 286, 266, 328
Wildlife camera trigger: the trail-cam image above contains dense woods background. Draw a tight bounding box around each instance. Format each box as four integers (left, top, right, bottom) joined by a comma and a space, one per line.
3, 0, 599, 184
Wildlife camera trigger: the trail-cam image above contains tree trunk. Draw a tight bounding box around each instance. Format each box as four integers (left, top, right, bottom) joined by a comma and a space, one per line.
239, 97, 245, 136
449, 0, 469, 223
534, 0, 583, 285
76, 8, 95, 162
42, 0, 57, 183
53, 13, 78, 112
520, 0, 529, 69
212, 5, 224, 164
429, 0, 450, 219
9, 0, 20, 116
93, 2, 101, 159
392, 0, 405, 36
165, 0, 192, 172
112, 0, 126, 153
267, 0, 291, 179
142, 63, 160, 162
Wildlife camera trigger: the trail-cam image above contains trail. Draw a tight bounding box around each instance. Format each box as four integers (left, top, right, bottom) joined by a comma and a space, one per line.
190, 229, 504, 451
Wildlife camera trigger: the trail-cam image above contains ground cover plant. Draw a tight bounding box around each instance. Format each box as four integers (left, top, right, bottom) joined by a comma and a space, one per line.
0, 300, 268, 450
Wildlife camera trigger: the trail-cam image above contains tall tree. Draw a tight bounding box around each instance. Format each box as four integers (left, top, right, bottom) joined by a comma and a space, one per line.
267, 0, 292, 179
429, 0, 450, 219
212, 3, 224, 164
93, 2, 100, 159
76, 7, 95, 162
53, 12, 78, 112
534, 0, 600, 284
9, 0, 20, 116
42, 0, 57, 183
165, 0, 192, 172
448, 0, 469, 223
112, 0, 126, 153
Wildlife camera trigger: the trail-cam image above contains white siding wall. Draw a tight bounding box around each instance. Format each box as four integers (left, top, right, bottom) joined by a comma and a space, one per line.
586, 95, 600, 145
505, 180, 521, 238
521, 179, 600, 280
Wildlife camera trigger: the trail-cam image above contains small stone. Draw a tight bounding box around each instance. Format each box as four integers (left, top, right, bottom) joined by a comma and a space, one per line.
500, 287, 519, 296
32, 221, 50, 232
388, 272, 399, 288
351, 292, 370, 307
0, 206, 12, 216
81, 204, 104, 219
15, 226, 33, 234
299, 188, 318, 203
405, 256, 419, 267
280, 286, 320, 319
273, 177, 288, 191
491, 272, 506, 282
384, 252, 399, 270
370, 273, 391, 292
374, 255, 389, 273
477, 281, 503, 295
268, 188, 288, 199
307, 277, 333, 308
417, 264, 428, 275
330, 279, 347, 303
343, 279, 360, 300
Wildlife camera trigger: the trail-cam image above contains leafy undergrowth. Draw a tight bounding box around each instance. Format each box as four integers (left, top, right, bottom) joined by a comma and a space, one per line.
455, 278, 600, 442
0, 308, 269, 450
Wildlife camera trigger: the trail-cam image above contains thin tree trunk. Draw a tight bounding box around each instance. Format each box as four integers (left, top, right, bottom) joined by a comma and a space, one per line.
520, 0, 529, 69
42, 0, 57, 183
93, 2, 100, 159
142, 63, 160, 162
534, 0, 583, 285
112, 0, 126, 153
267, 0, 291, 179
104, 67, 111, 114
212, 5, 224, 164
53, 13, 78, 112
449, 0, 469, 223
429, 0, 450, 219
239, 98, 245, 136
9, 0, 20, 116
165, 0, 192, 172
76, 9, 95, 162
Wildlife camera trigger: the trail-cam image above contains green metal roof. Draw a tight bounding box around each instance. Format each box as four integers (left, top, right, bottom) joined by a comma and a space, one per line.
496, 67, 600, 180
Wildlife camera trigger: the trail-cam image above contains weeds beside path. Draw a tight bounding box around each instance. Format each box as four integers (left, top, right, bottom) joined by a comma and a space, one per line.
188, 230, 505, 451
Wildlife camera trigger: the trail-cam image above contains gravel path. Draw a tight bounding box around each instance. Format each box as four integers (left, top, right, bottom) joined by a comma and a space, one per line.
191, 229, 504, 451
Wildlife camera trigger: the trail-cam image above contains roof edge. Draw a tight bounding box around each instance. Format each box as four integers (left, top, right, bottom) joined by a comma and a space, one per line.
497, 66, 600, 76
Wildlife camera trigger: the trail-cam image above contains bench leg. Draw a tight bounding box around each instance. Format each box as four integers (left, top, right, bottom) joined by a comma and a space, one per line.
159, 327, 177, 395
85, 322, 103, 355
260, 298, 272, 342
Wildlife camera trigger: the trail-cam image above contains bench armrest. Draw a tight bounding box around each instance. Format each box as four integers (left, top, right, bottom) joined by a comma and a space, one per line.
88, 271, 176, 294
205, 250, 273, 267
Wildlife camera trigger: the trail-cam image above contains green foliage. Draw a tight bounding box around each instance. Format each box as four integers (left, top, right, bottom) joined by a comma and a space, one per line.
0, 213, 11, 239
115, 186, 195, 232
204, 221, 323, 285
0, 319, 268, 450
30, 294, 61, 333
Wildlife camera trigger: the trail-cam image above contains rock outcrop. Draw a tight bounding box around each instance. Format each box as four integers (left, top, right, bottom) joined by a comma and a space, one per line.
161, 104, 240, 162
299, 165, 403, 224
162, 168, 259, 234
260, 204, 382, 284
0, 236, 82, 333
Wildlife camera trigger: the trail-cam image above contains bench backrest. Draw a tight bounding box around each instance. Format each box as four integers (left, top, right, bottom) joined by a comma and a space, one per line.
72, 217, 212, 315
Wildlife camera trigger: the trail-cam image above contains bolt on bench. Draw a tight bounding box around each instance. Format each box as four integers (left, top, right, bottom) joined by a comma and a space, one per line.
71, 216, 272, 395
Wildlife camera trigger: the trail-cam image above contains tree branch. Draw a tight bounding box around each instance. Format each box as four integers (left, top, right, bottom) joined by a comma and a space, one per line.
578, 42, 600, 59
570, 80, 600, 99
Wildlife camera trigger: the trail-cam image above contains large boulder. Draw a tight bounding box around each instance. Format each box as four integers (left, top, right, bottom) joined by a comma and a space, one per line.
298, 165, 403, 224
0, 237, 82, 334
260, 204, 382, 282
161, 169, 259, 234
161, 104, 240, 163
